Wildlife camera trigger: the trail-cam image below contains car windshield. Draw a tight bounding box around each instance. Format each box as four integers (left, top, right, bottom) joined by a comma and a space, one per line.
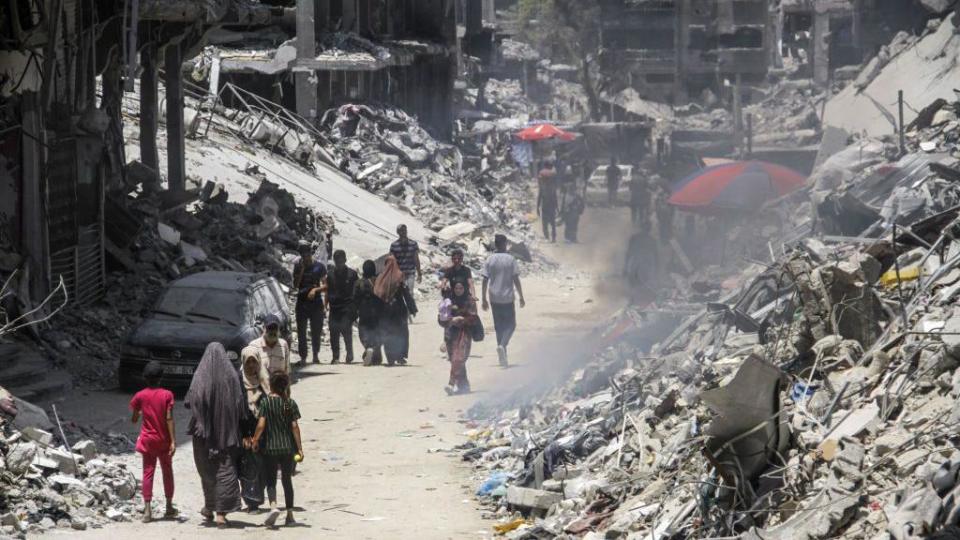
154, 287, 244, 326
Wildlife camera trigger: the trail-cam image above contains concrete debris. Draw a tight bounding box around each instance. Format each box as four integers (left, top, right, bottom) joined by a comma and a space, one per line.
1, 407, 139, 535
457, 83, 960, 539
317, 103, 536, 242
33, 177, 335, 388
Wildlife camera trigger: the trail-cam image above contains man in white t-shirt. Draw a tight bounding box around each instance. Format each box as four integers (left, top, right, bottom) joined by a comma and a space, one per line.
481, 234, 526, 367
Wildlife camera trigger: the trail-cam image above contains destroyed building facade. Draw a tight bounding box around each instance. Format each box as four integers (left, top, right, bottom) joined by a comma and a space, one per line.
291, 0, 459, 139
598, 0, 773, 101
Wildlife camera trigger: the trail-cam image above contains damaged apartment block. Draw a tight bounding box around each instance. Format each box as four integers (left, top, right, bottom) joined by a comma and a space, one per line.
199, 0, 460, 141
598, 0, 772, 102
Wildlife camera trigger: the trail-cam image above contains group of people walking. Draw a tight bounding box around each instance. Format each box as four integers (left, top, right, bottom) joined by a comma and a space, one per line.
291, 225, 420, 367
126, 224, 528, 527
438, 234, 525, 395
537, 159, 586, 244
129, 338, 304, 529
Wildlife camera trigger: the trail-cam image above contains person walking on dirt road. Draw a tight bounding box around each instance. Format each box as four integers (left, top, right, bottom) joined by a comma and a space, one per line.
185, 343, 248, 529
442, 281, 480, 395
606, 156, 622, 206
537, 161, 559, 243
293, 242, 327, 364
327, 250, 358, 364
482, 234, 526, 367
390, 224, 422, 292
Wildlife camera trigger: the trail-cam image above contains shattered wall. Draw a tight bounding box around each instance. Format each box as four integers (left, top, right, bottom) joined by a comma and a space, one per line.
599, 0, 771, 100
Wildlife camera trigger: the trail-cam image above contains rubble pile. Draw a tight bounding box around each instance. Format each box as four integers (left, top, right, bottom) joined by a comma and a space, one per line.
318, 103, 536, 240
0, 400, 140, 537
457, 92, 960, 539
40, 178, 334, 388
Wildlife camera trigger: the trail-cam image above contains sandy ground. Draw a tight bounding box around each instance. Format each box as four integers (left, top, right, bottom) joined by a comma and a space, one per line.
44, 207, 632, 540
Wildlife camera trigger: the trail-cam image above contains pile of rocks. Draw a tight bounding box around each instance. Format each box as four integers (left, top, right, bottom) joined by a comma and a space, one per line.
318, 103, 537, 241
36, 178, 334, 388
455, 112, 960, 538
0, 404, 139, 537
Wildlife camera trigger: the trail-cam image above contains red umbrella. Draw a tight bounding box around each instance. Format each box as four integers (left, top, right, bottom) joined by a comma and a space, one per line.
668, 161, 807, 213
515, 123, 576, 142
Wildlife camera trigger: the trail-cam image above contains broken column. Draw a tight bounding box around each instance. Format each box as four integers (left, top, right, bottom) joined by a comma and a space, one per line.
164, 41, 186, 192
812, 7, 830, 86
140, 43, 160, 178
295, 0, 319, 125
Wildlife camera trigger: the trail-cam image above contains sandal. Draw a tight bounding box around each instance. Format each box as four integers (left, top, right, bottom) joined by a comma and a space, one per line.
200, 508, 213, 522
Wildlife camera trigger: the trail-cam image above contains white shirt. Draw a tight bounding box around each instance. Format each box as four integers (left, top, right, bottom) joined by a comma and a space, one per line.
248, 336, 290, 374
482, 252, 519, 304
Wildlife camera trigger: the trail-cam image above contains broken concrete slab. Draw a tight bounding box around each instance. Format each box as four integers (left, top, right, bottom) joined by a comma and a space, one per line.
21, 427, 54, 446
6, 442, 37, 475
824, 403, 880, 441
71, 441, 97, 461
506, 486, 562, 511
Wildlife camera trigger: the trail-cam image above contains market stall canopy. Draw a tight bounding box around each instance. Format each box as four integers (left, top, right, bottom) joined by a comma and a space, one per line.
515, 123, 577, 142
669, 161, 808, 213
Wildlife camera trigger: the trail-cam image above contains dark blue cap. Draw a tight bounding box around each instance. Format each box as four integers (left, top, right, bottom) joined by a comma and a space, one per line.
264, 314, 281, 329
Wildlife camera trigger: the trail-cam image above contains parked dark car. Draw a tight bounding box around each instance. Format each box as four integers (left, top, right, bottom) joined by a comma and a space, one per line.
119, 272, 291, 389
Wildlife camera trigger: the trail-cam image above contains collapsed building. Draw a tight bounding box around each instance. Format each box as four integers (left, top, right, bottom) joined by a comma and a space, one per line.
598, 0, 773, 102
195, 0, 464, 140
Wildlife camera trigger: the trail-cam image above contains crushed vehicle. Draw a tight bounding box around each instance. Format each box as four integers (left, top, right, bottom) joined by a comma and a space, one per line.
118, 271, 291, 388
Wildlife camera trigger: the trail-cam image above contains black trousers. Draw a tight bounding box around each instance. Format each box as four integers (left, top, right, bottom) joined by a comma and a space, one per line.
358, 323, 382, 365
490, 302, 517, 350
382, 317, 410, 365
262, 454, 295, 510
564, 215, 580, 242
329, 311, 354, 361
295, 302, 324, 360
542, 205, 557, 241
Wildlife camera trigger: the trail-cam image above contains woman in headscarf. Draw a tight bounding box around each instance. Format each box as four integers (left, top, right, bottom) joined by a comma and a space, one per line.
375, 255, 418, 366
441, 281, 480, 395
185, 343, 249, 528
354, 260, 384, 366
239, 347, 268, 512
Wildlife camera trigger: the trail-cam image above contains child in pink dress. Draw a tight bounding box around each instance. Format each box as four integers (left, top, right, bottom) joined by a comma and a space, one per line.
130, 361, 177, 522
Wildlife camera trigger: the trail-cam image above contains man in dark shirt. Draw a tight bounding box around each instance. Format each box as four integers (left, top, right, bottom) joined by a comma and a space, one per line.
537, 161, 559, 243
629, 173, 650, 227
389, 224, 422, 291
440, 249, 474, 298
293, 243, 327, 364
606, 156, 622, 206
327, 250, 359, 364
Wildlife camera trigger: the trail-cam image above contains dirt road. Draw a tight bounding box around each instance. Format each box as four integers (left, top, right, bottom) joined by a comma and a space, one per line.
48, 208, 629, 540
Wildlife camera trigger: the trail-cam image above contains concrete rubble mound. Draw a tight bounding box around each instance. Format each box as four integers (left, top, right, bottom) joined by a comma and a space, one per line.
35, 178, 335, 388
457, 89, 960, 539
317, 103, 535, 240
0, 392, 138, 537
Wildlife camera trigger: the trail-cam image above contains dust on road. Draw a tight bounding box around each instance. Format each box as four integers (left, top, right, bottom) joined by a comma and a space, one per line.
48, 208, 628, 540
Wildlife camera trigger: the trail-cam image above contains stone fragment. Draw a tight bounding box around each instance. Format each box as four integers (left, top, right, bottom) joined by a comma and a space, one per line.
12, 397, 53, 431
45, 448, 79, 475
0, 513, 23, 532
21, 427, 54, 446
6, 442, 38, 474
72, 440, 98, 461
506, 486, 562, 511
105, 508, 124, 521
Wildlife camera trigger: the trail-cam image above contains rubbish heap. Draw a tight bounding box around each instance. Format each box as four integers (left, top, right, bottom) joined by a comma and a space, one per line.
458, 92, 960, 538
39, 178, 335, 388
317, 103, 535, 240
0, 390, 139, 537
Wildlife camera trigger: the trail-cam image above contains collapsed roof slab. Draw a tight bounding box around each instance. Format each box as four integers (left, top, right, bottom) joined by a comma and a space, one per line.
823, 19, 960, 137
